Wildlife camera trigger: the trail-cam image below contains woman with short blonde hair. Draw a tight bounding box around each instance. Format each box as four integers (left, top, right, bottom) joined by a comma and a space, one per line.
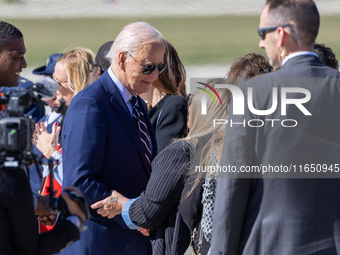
56, 48, 95, 96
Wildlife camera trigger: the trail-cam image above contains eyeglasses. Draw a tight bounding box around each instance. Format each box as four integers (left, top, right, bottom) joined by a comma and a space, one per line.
257, 24, 294, 40
53, 73, 68, 85
87, 62, 105, 73
125, 52, 167, 75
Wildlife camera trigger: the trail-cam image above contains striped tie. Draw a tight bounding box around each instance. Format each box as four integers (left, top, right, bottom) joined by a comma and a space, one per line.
131, 96, 151, 166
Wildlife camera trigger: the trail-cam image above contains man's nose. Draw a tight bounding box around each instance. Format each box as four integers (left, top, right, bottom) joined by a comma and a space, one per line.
148, 68, 158, 81
21, 57, 27, 68
259, 40, 265, 49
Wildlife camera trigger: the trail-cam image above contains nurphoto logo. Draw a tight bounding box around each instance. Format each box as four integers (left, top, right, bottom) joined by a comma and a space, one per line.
193, 78, 312, 128
196, 82, 222, 115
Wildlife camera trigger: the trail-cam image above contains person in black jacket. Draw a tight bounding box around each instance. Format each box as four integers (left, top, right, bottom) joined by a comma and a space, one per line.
0, 20, 88, 255
0, 167, 88, 255
140, 40, 188, 152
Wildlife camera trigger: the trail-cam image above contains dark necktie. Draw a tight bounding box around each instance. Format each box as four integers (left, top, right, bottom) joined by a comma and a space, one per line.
131, 96, 151, 166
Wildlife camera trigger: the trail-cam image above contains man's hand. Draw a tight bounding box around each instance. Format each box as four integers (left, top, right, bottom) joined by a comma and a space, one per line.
36, 195, 57, 226
62, 187, 87, 222
91, 190, 129, 219
39, 214, 57, 226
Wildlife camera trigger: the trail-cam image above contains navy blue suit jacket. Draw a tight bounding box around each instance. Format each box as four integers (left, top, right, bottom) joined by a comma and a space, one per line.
60, 70, 157, 255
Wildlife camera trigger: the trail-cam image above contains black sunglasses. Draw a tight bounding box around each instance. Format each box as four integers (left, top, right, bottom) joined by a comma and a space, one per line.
125, 52, 167, 75
257, 24, 294, 40
87, 62, 105, 73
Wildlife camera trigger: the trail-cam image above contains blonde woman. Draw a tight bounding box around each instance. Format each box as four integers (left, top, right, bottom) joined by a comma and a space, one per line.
180, 53, 273, 255
53, 48, 95, 106
32, 48, 95, 190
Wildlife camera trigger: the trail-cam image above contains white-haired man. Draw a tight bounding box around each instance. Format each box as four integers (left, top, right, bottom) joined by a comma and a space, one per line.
60, 22, 165, 255
211, 0, 340, 254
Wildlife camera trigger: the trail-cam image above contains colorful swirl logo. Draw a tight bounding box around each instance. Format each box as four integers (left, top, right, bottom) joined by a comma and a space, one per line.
196, 82, 222, 106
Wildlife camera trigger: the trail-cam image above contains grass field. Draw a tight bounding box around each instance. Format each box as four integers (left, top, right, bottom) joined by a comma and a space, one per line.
6, 16, 340, 67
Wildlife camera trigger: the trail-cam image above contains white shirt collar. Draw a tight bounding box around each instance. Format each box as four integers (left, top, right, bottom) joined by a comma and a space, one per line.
107, 67, 133, 104
282, 51, 318, 66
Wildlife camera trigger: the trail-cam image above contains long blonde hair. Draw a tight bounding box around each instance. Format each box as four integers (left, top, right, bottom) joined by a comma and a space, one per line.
58, 48, 95, 95
185, 78, 231, 149
184, 53, 273, 197
182, 78, 232, 195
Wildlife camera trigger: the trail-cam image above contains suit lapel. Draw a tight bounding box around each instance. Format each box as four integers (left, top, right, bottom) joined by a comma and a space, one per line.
99, 71, 152, 172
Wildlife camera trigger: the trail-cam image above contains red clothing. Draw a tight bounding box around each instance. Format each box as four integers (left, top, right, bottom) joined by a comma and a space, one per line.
39, 147, 62, 233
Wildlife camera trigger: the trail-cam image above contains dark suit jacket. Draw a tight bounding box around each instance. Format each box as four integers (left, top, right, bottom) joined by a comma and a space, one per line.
129, 140, 191, 255
148, 94, 188, 152
211, 55, 340, 255
60, 70, 157, 255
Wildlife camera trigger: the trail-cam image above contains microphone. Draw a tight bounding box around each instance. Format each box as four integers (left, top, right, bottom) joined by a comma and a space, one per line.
30, 76, 58, 100
29, 77, 66, 113
54, 98, 65, 113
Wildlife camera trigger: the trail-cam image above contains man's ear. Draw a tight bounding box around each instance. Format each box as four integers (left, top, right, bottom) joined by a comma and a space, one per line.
117, 51, 126, 71
276, 27, 286, 48
96, 67, 102, 78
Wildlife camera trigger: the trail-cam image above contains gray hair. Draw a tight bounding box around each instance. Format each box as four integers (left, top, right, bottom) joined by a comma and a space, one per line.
107, 22, 163, 67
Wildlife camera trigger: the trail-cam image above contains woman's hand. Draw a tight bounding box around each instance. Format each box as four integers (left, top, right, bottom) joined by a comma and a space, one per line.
91, 190, 129, 219
32, 121, 60, 158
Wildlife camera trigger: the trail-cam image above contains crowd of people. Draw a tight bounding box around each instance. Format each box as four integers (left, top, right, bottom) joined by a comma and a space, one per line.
1, 0, 340, 254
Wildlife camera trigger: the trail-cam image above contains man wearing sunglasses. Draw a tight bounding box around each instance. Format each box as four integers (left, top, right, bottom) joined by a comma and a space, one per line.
60, 22, 164, 255
212, 0, 340, 255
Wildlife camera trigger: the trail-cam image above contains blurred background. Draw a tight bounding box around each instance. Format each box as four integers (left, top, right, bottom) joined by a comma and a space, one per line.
1, 0, 339, 88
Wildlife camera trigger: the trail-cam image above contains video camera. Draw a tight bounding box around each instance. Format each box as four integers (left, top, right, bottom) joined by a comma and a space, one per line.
0, 77, 65, 162
0, 80, 88, 220
0, 83, 51, 164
